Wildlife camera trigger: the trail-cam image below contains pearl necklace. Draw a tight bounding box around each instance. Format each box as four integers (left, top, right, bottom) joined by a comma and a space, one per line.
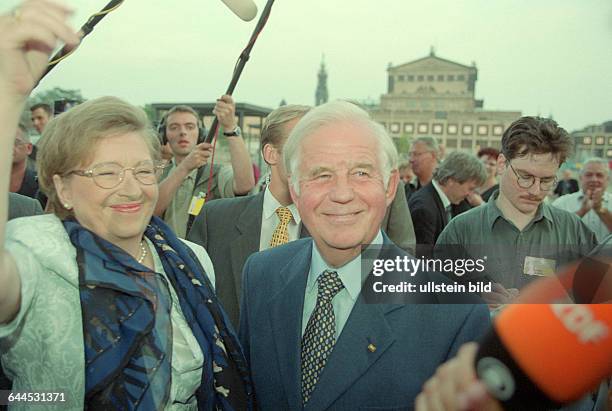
137, 240, 148, 264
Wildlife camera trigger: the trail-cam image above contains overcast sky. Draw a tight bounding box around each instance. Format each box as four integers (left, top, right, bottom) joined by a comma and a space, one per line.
3, 0, 611, 132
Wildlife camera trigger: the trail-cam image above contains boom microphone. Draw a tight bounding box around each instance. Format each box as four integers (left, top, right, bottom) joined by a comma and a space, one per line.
475, 261, 612, 410
220, 0, 258, 21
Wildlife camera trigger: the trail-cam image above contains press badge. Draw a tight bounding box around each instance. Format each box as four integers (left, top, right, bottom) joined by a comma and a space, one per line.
188, 192, 206, 216
523, 256, 556, 277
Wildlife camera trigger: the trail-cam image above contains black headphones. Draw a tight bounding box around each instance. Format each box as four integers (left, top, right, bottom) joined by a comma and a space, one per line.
157, 110, 207, 146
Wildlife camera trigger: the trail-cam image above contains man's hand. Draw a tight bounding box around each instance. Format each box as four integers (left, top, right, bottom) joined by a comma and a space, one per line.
0, 0, 79, 102
590, 189, 605, 212
415, 343, 503, 411
177, 142, 213, 173
577, 189, 594, 217
482, 282, 518, 309
467, 192, 484, 207
214, 94, 238, 132
160, 142, 174, 162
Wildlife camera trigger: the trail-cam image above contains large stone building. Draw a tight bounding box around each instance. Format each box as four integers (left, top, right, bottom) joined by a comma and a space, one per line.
369, 50, 521, 154
571, 121, 612, 163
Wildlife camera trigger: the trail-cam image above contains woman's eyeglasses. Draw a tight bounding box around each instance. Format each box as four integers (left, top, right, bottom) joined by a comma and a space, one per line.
66, 161, 165, 189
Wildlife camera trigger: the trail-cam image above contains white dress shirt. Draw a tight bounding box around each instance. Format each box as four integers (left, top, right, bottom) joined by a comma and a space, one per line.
553, 190, 611, 242
259, 187, 301, 251
432, 180, 452, 222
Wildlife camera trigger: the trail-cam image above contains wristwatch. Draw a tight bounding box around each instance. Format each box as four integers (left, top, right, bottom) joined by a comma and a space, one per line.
223, 126, 242, 137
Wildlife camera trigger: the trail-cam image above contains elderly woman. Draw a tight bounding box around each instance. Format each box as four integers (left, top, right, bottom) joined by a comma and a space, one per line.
0, 2, 251, 410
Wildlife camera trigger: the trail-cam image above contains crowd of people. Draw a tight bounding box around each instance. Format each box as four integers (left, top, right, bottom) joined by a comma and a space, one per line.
1, 1, 610, 410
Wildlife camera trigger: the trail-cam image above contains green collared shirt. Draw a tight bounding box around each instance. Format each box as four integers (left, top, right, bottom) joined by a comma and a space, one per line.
161, 161, 234, 238
436, 192, 597, 288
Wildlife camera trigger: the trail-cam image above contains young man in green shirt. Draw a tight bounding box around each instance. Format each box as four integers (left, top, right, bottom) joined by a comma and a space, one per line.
436, 116, 597, 305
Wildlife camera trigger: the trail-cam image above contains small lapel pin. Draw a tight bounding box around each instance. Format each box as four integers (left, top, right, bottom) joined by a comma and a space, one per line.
367, 343, 377, 353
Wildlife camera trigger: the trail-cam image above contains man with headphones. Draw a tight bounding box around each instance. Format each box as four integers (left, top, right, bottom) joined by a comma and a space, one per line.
155, 94, 255, 238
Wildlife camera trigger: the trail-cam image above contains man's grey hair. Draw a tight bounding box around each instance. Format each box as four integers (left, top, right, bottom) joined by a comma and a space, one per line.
412, 136, 441, 160
581, 157, 609, 175
283, 100, 398, 194
433, 151, 487, 186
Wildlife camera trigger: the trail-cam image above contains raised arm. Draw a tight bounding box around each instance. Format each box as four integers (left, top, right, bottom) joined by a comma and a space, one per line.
0, 0, 79, 323
214, 95, 255, 195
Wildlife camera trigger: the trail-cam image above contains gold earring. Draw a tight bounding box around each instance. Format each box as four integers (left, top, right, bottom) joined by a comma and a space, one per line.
64, 203, 72, 210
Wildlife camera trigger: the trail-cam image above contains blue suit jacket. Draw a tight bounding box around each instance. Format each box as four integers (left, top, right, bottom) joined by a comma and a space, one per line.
239, 237, 490, 410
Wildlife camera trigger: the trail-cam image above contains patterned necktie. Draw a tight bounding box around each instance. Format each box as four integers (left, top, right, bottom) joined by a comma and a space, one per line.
301, 270, 345, 404
269, 206, 293, 248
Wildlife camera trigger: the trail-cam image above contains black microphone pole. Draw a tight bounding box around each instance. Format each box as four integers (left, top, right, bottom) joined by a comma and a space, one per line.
204, 0, 276, 143
37, 0, 126, 85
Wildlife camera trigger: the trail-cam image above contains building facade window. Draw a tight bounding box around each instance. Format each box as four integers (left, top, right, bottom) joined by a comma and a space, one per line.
404, 123, 414, 133
427, 75, 434, 81
596, 136, 605, 145
447, 75, 455, 81
457, 74, 466, 81
407, 75, 414, 82
476, 139, 488, 148
462, 124, 473, 135
607, 149, 612, 158
461, 140, 473, 149
583, 136, 592, 145
446, 138, 457, 148
432, 123, 443, 134
437, 75, 444, 81
398, 75, 405, 82
390, 122, 400, 134
477, 125, 489, 136
417, 75, 424, 82
492, 125, 504, 136
417, 123, 429, 134
447, 124, 458, 135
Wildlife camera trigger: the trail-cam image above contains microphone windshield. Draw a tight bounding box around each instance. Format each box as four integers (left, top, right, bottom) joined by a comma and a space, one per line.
220, 0, 258, 21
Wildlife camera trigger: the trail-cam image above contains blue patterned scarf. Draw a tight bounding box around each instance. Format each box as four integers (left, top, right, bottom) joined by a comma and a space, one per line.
63, 216, 253, 410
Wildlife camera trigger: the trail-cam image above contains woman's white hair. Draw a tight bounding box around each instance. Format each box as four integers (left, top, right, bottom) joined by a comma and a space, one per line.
282, 100, 398, 194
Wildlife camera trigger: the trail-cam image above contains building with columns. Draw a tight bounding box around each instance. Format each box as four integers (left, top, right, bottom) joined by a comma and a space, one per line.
369, 49, 521, 154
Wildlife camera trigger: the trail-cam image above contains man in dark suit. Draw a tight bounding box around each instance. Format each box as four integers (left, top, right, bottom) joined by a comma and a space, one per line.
409, 151, 486, 248
553, 169, 579, 197
10, 125, 39, 201
188, 105, 416, 328
239, 101, 489, 410
405, 136, 441, 200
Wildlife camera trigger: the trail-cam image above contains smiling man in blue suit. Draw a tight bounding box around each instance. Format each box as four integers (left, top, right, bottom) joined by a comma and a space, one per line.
239, 100, 490, 410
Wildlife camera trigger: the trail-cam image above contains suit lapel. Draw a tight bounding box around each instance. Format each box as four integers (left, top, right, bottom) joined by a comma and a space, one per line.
230, 192, 264, 296
305, 300, 400, 411
429, 184, 447, 226
268, 242, 312, 410
305, 238, 402, 410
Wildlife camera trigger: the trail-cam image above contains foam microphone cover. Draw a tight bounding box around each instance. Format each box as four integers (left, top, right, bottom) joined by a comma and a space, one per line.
220, 0, 258, 21
476, 303, 612, 409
